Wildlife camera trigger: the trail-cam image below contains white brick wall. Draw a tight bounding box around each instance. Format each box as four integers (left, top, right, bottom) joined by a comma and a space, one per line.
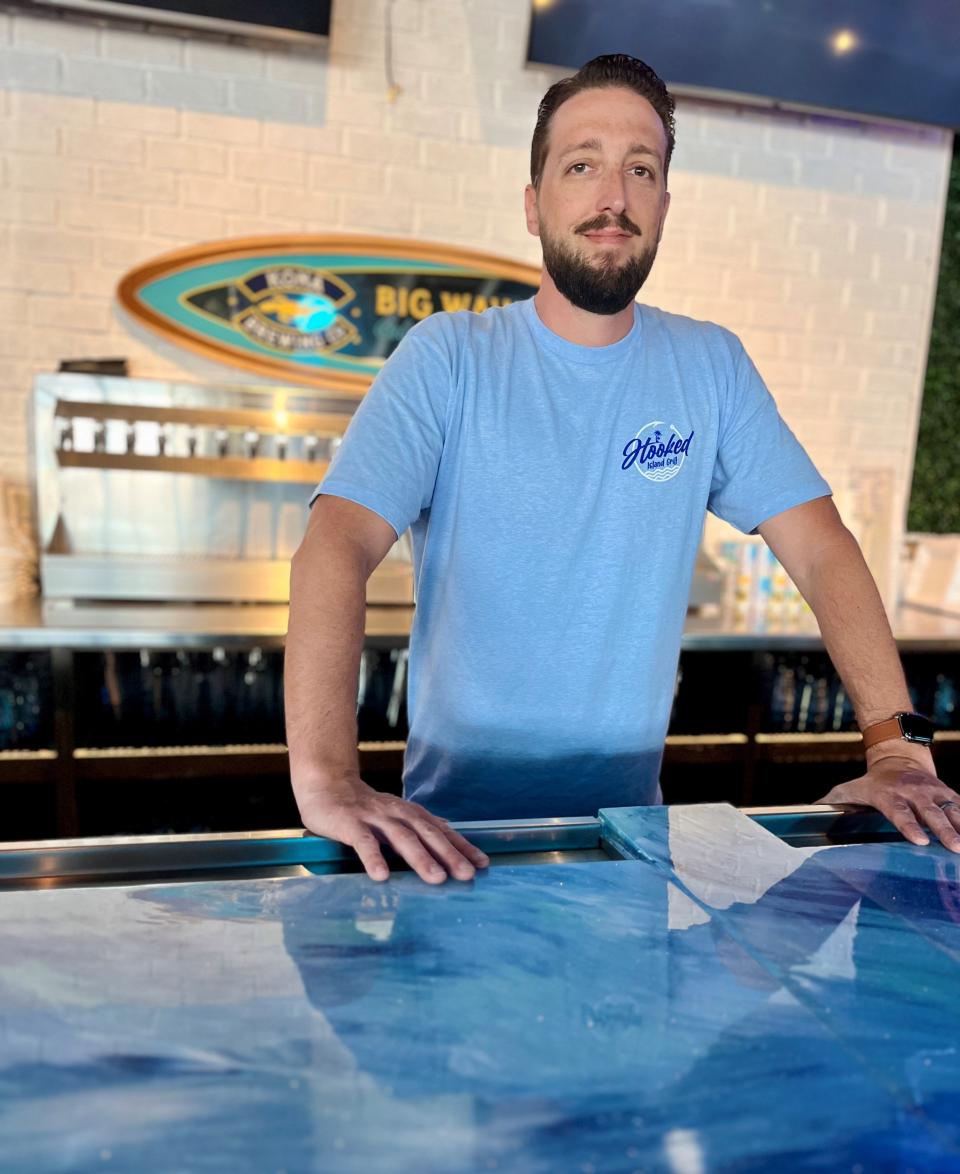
0, 0, 953, 605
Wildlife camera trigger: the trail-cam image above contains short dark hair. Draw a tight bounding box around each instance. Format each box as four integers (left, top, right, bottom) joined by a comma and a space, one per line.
530, 54, 676, 188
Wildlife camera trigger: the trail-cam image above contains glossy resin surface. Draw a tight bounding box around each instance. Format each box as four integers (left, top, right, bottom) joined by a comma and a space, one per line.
1, 805, 959, 1172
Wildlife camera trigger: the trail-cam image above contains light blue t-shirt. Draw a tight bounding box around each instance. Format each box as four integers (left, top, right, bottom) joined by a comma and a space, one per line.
314, 297, 830, 820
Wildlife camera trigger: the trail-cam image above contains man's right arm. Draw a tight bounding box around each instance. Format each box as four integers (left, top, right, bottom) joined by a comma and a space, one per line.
284, 494, 489, 883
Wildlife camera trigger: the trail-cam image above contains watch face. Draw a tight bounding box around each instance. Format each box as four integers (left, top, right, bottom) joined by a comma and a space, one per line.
898, 712, 935, 744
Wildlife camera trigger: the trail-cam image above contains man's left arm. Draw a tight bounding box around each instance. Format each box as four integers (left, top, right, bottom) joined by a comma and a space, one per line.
758, 495, 960, 853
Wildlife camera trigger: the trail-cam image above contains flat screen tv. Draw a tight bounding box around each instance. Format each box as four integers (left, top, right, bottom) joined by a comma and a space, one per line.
527, 0, 960, 129
32, 0, 331, 41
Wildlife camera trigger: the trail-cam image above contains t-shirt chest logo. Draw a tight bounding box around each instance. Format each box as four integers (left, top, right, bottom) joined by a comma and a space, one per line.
621, 420, 695, 483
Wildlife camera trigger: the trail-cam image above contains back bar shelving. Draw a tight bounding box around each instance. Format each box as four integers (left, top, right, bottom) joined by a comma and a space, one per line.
0, 605, 957, 839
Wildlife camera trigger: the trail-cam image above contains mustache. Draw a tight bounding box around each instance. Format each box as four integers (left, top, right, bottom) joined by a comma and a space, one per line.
575, 213, 642, 236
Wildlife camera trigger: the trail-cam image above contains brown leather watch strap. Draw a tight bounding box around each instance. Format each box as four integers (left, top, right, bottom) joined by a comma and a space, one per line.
861, 716, 905, 750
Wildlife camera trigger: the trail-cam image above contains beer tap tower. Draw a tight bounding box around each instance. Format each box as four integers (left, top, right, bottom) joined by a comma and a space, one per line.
32, 372, 413, 607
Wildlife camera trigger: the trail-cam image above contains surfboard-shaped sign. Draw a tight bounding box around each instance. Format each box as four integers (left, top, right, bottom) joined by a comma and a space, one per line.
117, 235, 541, 395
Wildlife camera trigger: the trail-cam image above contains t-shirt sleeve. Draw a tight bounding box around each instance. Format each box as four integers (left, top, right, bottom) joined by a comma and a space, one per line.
309, 318, 453, 538
707, 337, 831, 534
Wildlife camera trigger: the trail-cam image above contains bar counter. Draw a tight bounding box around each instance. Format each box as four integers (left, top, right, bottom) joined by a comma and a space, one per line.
2, 803, 959, 1171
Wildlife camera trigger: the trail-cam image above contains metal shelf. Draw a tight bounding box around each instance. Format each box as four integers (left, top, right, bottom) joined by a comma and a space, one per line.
0, 750, 57, 784
65, 741, 404, 783
4, 732, 953, 790
54, 399, 351, 437
754, 731, 960, 763
662, 734, 748, 764
58, 450, 327, 485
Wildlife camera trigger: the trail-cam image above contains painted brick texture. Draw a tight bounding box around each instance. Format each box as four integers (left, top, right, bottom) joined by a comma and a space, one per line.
0, 0, 952, 599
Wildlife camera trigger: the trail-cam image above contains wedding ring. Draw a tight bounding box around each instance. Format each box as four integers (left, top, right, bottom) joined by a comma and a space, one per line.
937, 800, 960, 812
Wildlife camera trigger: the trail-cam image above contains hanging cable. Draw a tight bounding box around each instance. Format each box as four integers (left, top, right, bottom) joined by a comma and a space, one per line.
385, 0, 402, 103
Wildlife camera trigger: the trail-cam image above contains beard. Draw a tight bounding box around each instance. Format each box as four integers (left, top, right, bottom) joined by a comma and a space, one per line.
540, 212, 659, 316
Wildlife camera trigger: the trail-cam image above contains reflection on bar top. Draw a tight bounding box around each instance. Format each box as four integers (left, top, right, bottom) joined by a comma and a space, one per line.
0, 597, 956, 649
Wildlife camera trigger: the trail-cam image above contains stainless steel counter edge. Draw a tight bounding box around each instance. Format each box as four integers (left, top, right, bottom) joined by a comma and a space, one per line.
0, 601, 413, 648
0, 599, 958, 649
0, 816, 605, 883
0, 806, 901, 886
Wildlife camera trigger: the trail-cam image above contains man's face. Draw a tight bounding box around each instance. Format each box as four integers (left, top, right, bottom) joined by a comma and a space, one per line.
524, 86, 671, 315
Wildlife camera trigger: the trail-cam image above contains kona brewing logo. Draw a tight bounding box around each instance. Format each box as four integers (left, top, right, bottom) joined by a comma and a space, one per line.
116, 235, 540, 395
622, 420, 695, 483
199, 265, 361, 354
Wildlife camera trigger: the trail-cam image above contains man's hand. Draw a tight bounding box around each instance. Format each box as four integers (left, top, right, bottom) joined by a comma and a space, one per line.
815, 756, 960, 853
299, 774, 490, 883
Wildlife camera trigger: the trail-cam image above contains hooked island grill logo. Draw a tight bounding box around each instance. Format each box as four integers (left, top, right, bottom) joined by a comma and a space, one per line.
622, 420, 695, 483
116, 235, 540, 395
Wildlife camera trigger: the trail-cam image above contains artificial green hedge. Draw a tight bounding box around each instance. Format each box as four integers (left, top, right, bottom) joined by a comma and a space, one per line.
908, 136, 960, 533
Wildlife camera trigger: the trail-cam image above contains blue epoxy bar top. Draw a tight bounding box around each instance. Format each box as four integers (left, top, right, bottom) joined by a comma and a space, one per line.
1, 803, 959, 1172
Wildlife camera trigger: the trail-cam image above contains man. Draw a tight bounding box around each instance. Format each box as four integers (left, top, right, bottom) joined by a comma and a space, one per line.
285, 55, 960, 883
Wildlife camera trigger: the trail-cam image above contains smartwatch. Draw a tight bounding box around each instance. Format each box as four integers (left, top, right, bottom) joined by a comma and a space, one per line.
861, 711, 935, 751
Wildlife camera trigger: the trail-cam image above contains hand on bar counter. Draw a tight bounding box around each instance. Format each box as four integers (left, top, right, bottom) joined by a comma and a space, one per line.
296, 773, 490, 884
815, 751, 960, 854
